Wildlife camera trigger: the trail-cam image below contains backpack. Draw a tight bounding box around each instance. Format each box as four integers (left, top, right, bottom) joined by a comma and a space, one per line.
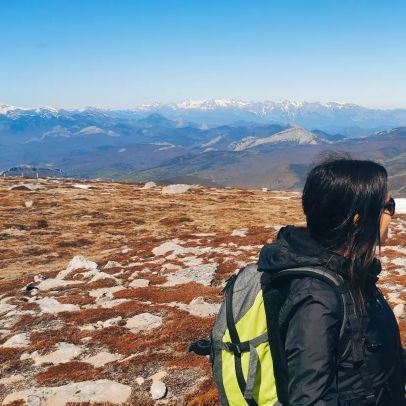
189, 264, 377, 406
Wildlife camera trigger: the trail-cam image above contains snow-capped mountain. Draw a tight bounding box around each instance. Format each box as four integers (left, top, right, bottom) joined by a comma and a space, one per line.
3, 99, 406, 131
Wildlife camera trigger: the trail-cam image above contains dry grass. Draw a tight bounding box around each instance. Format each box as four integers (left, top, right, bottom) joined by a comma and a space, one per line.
114, 282, 220, 304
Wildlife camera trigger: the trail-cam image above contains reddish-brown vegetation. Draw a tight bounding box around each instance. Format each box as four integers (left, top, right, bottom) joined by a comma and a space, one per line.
35, 362, 106, 385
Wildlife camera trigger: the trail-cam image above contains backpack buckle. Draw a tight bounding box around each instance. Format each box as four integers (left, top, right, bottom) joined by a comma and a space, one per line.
225, 342, 249, 354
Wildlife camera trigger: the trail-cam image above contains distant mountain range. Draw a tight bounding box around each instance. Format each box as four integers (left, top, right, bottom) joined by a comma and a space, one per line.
1, 101, 406, 196
3, 99, 406, 131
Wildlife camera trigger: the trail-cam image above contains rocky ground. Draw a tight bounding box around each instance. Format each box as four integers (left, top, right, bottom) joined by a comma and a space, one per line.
0, 178, 404, 405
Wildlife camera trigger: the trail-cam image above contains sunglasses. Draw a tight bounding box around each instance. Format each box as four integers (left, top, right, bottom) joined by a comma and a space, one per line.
383, 197, 396, 217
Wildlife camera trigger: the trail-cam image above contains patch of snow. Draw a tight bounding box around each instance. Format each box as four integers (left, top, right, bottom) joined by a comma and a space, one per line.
76, 126, 104, 135
201, 135, 222, 148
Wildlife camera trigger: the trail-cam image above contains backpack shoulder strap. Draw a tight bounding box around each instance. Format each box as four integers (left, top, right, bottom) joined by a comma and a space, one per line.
269, 267, 348, 340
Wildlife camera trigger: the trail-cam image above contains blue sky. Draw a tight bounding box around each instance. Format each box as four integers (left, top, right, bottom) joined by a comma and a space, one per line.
1, 0, 406, 109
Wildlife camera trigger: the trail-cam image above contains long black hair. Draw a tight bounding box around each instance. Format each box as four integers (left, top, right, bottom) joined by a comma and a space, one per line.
302, 155, 388, 310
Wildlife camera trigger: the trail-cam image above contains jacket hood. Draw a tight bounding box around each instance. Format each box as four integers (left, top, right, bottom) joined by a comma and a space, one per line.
257, 225, 381, 282
257, 226, 337, 272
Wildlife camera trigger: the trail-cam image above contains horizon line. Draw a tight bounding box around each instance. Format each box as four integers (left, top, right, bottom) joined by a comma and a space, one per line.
2, 98, 406, 112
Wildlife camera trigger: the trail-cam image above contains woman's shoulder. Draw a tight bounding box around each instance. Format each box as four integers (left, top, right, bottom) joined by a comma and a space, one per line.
279, 275, 342, 323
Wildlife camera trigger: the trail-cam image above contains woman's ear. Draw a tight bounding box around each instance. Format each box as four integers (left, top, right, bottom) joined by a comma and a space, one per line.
353, 213, 360, 224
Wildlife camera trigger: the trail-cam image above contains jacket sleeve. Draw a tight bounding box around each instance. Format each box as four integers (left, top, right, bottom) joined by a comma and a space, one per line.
282, 280, 342, 405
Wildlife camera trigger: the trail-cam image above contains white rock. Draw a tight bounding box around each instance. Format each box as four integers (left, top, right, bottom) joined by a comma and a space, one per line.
89, 286, 123, 299
261, 187, 268, 192
1, 310, 35, 330
57, 255, 98, 280
231, 229, 248, 237
152, 241, 185, 256
72, 183, 92, 190
0, 374, 25, 385
96, 316, 123, 328
150, 380, 167, 400
135, 376, 145, 385
27, 395, 41, 406
129, 279, 150, 288
162, 263, 218, 287
33, 274, 46, 282
0, 303, 16, 315
393, 303, 404, 318
126, 313, 162, 333
24, 200, 33, 208
2, 379, 132, 405
169, 297, 221, 317
103, 260, 122, 269
30, 297, 80, 314
143, 181, 157, 189
21, 342, 83, 366
79, 324, 96, 331
37, 278, 82, 291
395, 198, 406, 214
2, 333, 30, 348
161, 184, 191, 195
83, 351, 122, 367
9, 183, 47, 191
128, 270, 139, 280
97, 298, 130, 309
0, 329, 11, 339
88, 271, 119, 283
148, 370, 167, 381
392, 257, 406, 267
1, 227, 27, 236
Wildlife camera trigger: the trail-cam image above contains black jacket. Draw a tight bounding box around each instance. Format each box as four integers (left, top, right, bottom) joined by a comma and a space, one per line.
258, 226, 405, 406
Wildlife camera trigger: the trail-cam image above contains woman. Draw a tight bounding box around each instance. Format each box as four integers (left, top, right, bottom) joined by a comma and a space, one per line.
258, 157, 405, 405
